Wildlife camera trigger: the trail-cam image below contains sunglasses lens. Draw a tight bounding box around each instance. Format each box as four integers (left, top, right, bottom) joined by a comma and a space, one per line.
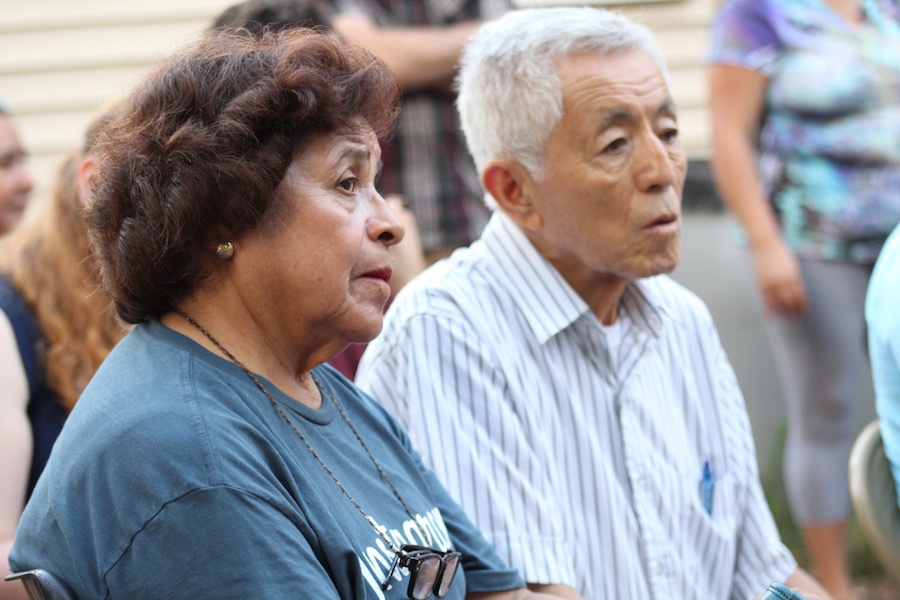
435, 553, 460, 598
411, 555, 441, 599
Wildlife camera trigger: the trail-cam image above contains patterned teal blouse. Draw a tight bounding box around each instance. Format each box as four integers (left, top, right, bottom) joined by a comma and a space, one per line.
710, 0, 900, 262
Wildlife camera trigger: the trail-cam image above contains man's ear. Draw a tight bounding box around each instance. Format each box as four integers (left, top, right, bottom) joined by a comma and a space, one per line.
482, 160, 543, 231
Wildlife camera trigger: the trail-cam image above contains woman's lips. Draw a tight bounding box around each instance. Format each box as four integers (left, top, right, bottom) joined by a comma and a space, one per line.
360, 267, 393, 283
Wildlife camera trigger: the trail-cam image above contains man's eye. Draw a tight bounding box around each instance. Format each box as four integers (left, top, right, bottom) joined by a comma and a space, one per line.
339, 177, 358, 193
661, 128, 679, 143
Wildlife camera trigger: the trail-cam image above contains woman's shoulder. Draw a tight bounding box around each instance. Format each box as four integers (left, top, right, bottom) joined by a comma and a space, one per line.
38, 323, 283, 539
61, 322, 243, 474
0, 275, 50, 408
0, 274, 23, 306
710, 0, 787, 67
874, 0, 900, 21
0, 275, 39, 353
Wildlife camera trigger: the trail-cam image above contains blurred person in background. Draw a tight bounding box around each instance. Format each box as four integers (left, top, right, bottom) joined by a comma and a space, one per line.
0, 114, 123, 600
212, 0, 336, 34
866, 222, 900, 509
329, 0, 508, 263
212, 0, 427, 380
708, 1, 900, 597
0, 104, 34, 236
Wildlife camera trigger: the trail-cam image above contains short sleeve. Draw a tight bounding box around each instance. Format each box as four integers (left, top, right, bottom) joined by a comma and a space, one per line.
731, 477, 798, 598
709, 0, 781, 75
106, 486, 341, 599
701, 317, 798, 597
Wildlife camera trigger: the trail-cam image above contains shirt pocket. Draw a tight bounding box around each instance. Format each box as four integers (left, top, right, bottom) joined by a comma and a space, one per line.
675, 467, 744, 542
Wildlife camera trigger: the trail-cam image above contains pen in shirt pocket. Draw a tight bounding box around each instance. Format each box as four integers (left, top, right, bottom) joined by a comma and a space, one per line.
700, 460, 714, 515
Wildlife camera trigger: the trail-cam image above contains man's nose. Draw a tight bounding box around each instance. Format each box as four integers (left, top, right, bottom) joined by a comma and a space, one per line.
635, 135, 680, 193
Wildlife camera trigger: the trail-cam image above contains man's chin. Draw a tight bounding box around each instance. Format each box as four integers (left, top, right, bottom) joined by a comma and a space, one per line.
655, 260, 679, 276
648, 248, 681, 277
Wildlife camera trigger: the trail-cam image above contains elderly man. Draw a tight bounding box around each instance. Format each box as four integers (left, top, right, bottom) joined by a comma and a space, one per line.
357, 7, 831, 599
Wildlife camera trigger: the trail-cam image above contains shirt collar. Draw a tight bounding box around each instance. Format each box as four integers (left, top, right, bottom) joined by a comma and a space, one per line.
481, 211, 671, 344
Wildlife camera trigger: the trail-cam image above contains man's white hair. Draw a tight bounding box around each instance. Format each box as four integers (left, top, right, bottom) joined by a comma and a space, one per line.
456, 7, 669, 207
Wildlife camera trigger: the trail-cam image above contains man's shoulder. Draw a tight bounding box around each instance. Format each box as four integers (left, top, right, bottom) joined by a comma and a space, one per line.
390, 247, 505, 318
640, 274, 712, 319
371, 247, 530, 363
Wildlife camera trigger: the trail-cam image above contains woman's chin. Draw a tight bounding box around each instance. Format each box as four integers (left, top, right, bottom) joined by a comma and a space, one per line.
345, 309, 385, 345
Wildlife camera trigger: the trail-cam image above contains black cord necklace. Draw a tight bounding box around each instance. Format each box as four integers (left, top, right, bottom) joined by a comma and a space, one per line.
175, 309, 431, 552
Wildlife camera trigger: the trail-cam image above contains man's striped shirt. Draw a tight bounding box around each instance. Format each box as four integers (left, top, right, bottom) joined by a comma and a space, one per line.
357, 211, 796, 598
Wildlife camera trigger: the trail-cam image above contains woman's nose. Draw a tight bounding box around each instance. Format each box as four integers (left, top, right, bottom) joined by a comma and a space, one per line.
369, 191, 405, 246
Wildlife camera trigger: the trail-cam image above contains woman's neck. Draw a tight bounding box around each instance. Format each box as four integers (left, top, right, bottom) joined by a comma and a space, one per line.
160, 307, 323, 408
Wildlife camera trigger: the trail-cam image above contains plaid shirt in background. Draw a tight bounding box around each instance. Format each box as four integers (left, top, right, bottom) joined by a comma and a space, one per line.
336, 0, 509, 252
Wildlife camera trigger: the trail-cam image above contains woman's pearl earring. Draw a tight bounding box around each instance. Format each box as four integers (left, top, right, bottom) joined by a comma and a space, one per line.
216, 241, 235, 259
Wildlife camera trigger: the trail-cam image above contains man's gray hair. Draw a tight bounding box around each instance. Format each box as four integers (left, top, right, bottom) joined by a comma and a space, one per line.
456, 7, 669, 204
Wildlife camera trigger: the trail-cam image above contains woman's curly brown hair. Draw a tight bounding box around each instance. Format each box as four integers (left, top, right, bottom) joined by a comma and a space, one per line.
87, 28, 401, 324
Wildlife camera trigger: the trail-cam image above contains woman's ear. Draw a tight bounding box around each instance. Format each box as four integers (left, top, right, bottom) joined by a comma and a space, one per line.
76, 155, 97, 209
481, 160, 543, 231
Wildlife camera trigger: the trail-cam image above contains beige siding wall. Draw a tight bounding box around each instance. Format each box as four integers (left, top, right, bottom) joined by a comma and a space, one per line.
2, 0, 236, 199
1, 0, 716, 200
610, 0, 716, 159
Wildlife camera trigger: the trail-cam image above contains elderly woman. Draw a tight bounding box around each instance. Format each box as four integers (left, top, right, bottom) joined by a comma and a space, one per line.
9, 29, 555, 600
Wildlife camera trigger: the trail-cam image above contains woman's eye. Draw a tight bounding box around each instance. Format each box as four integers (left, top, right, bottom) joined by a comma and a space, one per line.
603, 138, 627, 153
339, 177, 358, 193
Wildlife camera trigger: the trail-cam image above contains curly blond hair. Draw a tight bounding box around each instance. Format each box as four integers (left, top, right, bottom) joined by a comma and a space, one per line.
0, 148, 123, 411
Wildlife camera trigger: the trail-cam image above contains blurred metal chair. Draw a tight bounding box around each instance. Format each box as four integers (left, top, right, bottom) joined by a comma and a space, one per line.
4, 569, 75, 600
848, 419, 900, 585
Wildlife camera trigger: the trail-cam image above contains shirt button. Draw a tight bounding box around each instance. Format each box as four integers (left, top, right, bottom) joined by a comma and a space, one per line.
655, 562, 665, 575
